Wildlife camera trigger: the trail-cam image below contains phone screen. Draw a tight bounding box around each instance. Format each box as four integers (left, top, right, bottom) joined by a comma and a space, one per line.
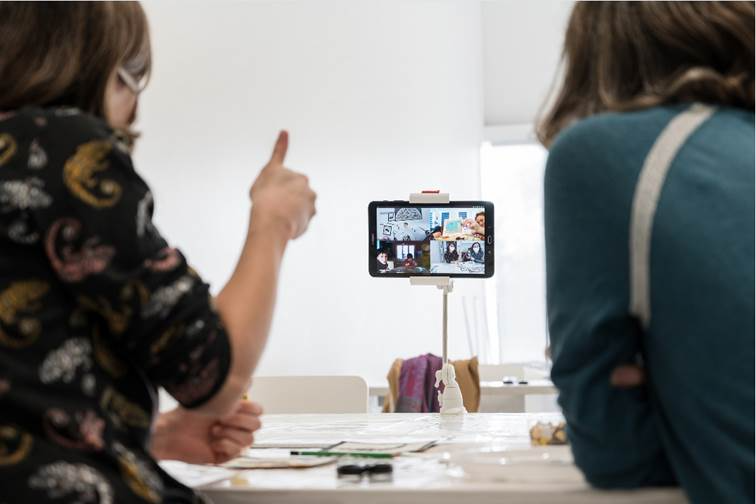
368, 201, 494, 278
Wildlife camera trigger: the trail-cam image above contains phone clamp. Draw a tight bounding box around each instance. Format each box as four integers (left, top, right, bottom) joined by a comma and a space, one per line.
409, 191, 466, 416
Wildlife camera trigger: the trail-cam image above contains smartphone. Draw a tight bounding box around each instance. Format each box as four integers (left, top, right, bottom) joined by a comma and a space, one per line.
368, 200, 494, 278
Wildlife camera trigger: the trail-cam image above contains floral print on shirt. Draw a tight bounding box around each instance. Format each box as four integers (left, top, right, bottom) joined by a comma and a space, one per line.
0, 107, 230, 503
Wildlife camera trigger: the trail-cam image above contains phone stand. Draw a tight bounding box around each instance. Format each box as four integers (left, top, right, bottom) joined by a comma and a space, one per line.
409, 191, 466, 416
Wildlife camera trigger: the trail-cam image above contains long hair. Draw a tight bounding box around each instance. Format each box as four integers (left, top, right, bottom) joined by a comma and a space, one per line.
444, 242, 459, 263
537, 1, 754, 146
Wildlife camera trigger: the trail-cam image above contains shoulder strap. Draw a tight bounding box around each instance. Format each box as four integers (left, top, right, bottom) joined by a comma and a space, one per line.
629, 103, 715, 330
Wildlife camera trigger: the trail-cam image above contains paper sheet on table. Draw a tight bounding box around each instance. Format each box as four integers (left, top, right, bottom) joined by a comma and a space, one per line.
334, 440, 439, 454
249, 440, 439, 454
222, 449, 337, 469
219, 440, 436, 470
159, 460, 237, 488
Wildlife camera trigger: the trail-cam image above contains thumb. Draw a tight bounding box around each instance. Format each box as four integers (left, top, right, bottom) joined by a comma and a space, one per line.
268, 130, 289, 167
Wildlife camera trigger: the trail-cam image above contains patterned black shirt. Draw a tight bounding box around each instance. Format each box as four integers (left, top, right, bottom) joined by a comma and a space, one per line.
0, 108, 232, 503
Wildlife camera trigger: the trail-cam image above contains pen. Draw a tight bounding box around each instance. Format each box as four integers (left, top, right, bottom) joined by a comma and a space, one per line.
290, 450, 394, 459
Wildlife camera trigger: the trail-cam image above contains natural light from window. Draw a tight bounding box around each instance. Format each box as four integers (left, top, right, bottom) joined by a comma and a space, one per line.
480, 142, 549, 364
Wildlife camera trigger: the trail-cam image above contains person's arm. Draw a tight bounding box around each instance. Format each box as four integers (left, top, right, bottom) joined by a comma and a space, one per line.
462, 218, 483, 235
544, 124, 676, 488
197, 130, 316, 416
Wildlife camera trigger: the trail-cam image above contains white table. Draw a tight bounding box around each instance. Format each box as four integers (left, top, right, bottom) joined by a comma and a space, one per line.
197, 413, 686, 504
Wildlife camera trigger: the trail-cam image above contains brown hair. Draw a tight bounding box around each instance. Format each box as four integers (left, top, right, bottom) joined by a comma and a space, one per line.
538, 1, 754, 146
0, 1, 151, 120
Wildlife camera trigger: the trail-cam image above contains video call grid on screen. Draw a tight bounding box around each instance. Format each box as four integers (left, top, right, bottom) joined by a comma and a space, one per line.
374, 206, 487, 276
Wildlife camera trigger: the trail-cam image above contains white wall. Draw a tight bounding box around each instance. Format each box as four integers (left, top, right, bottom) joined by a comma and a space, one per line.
135, 0, 485, 384
479, 1, 573, 370
482, 0, 573, 127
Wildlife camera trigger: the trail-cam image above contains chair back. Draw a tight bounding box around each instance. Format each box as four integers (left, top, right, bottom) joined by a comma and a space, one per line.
248, 375, 369, 414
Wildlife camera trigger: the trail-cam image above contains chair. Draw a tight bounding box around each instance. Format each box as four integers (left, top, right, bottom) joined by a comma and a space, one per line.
247, 375, 369, 414
383, 356, 480, 413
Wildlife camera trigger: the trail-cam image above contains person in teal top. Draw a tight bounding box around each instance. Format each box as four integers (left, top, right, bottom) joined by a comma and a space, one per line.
537, 3, 754, 503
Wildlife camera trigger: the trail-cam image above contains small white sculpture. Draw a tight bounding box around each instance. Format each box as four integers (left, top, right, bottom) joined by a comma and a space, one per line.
435, 362, 466, 415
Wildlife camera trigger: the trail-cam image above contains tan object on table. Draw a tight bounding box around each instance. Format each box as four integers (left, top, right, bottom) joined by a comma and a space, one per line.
529, 421, 568, 446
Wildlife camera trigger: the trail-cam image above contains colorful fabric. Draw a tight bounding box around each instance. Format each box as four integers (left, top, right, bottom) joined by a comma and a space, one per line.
0, 107, 231, 503
384, 355, 480, 413
395, 353, 442, 413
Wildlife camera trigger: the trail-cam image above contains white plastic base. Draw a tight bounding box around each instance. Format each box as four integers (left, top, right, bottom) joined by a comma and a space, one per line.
435, 362, 467, 415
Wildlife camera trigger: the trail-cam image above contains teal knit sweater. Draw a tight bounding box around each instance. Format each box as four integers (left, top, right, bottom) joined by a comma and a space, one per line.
544, 104, 754, 503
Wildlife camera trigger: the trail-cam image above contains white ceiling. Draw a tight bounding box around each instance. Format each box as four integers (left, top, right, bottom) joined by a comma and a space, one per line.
482, 0, 574, 127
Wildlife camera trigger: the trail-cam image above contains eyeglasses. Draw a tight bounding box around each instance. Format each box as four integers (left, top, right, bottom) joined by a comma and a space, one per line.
117, 67, 148, 95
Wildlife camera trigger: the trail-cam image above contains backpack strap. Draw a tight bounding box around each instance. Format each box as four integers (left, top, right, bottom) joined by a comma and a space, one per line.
629, 104, 715, 329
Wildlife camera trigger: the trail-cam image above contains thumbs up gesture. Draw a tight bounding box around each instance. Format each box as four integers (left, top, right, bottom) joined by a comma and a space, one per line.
249, 131, 317, 241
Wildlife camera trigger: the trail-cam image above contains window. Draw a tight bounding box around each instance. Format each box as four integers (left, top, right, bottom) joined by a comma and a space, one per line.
480, 141, 549, 363
395, 244, 415, 260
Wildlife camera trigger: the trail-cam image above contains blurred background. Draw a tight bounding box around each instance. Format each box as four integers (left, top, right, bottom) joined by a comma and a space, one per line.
135, 0, 573, 385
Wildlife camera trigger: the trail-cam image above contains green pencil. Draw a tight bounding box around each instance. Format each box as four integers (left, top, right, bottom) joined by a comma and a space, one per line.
290, 450, 394, 459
